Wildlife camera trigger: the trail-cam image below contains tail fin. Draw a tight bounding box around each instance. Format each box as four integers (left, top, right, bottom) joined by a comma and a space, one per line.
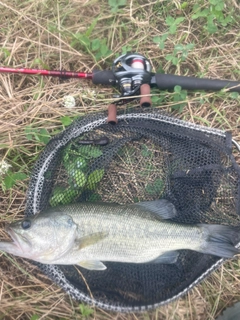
199, 224, 240, 259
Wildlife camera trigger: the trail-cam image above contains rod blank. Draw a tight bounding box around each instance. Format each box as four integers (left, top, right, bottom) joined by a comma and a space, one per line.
0, 66, 93, 79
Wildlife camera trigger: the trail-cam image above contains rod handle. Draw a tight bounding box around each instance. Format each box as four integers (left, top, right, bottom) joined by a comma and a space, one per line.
153, 73, 240, 92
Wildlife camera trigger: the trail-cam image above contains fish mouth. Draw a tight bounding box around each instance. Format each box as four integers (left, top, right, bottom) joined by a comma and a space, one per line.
6, 226, 24, 252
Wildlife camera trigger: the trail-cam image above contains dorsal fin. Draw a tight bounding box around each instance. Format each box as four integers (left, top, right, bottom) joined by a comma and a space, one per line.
133, 199, 177, 219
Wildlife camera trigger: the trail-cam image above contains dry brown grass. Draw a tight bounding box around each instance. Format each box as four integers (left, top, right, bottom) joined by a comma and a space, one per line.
0, 0, 240, 319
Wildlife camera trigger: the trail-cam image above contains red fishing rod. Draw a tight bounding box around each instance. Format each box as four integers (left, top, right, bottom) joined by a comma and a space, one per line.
1, 53, 240, 110
1, 53, 240, 92
0, 66, 93, 80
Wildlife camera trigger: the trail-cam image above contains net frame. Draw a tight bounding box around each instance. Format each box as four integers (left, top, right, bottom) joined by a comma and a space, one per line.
24, 110, 240, 312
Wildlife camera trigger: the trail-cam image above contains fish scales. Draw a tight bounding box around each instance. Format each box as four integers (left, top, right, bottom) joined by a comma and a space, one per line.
0, 199, 239, 270
56, 202, 205, 263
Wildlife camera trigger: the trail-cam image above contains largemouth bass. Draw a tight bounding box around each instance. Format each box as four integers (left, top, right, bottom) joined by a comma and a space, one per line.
0, 199, 239, 270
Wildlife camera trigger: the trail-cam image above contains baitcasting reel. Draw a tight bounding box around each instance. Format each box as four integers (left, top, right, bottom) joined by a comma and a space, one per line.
112, 53, 152, 103
106, 53, 153, 123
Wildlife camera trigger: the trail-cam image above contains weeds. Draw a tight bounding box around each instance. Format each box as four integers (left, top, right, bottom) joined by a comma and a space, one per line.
108, 0, 126, 13
25, 126, 50, 145
70, 33, 112, 62
151, 86, 188, 112
153, 33, 168, 50
191, 0, 235, 34
153, 15, 194, 67
165, 16, 185, 34
79, 303, 94, 318
165, 43, 195, 66
2, 170, 28, 190
50, 143, 104, 206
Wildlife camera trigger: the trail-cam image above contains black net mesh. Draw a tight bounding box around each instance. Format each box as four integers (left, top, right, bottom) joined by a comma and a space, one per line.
24, 109, 240, 312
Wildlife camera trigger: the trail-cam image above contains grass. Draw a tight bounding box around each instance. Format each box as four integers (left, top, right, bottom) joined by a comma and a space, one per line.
0, 0, 240, 319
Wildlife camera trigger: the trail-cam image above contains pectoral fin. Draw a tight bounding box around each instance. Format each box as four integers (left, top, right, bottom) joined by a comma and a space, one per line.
78, 232, 108, 250
77, 260, 107, 270
150, 250, 179, 264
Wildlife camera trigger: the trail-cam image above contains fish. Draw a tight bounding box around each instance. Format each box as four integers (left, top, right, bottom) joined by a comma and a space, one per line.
0, 199, 239, 271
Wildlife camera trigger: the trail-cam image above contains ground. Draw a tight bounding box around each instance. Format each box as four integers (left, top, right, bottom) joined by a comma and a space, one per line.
0, 0, 240, 319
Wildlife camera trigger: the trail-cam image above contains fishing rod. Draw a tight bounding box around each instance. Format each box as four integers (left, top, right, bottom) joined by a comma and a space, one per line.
1, 53, 240, 121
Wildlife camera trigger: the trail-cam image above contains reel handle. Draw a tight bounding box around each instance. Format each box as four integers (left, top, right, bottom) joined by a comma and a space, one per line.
140, 84, 151, 107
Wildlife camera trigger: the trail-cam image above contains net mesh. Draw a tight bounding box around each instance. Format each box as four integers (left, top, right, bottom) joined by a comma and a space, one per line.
24, 109, 240, 312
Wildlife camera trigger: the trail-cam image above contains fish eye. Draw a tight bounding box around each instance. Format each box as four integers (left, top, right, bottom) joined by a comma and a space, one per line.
21, 219, 31, 230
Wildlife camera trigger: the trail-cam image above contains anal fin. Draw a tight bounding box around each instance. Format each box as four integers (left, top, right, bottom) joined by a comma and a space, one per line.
78, 260, 107, 271
150, 250, 179, 264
